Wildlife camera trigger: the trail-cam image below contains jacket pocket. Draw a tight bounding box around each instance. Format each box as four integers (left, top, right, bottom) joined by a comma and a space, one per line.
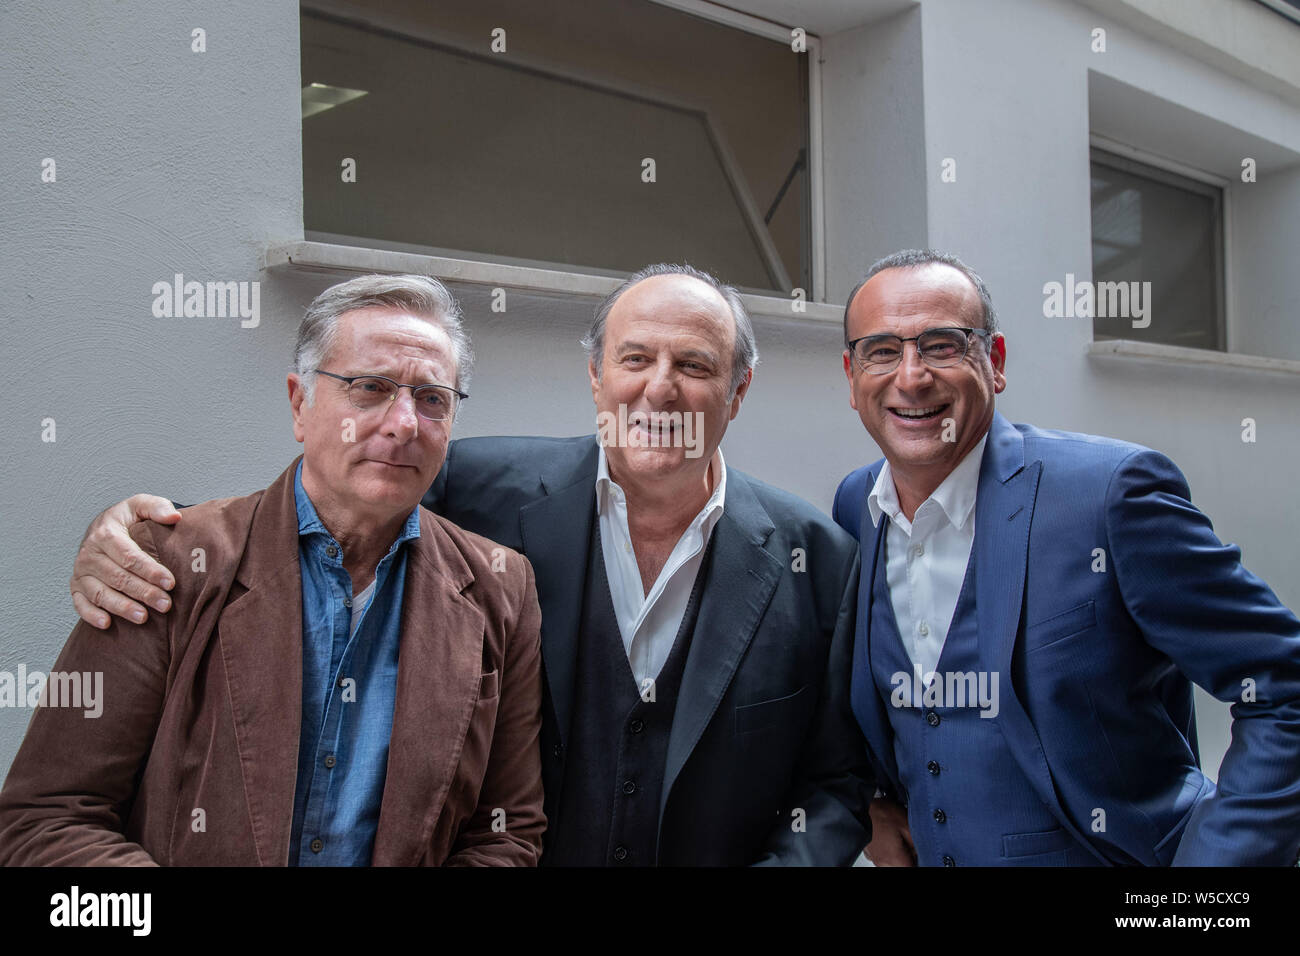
1024, 600, 1096, 651
1001, 825, 1076, 859
735, 684, 808, 735
479, 668, 499, 700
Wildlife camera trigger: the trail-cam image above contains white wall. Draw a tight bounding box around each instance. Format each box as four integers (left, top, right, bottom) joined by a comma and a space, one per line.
0, 1, 306, 773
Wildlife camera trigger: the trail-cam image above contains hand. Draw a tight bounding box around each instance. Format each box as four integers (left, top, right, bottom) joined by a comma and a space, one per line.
864, 796, 916, 866
70, 495, 181, 629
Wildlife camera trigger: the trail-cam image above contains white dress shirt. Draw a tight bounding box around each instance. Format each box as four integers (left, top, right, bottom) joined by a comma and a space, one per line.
596, 447, 727, 689
867, 434, 988, 683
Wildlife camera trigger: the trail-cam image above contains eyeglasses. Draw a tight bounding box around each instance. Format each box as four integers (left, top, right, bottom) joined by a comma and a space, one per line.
314, 370, 468, 421
846, 327, 992, 375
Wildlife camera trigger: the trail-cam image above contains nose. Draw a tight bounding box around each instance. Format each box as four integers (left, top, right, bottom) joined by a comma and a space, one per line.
892, 339, 935, 391
381, 387, 420, 442
644, 355, 679, 405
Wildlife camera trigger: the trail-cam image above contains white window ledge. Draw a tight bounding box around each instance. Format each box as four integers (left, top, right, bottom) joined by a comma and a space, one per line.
1088, 339, 1300, 375
262, 240, 843, 324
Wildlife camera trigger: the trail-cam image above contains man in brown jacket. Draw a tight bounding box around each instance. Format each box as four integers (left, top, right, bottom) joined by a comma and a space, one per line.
0, 274, 545, 866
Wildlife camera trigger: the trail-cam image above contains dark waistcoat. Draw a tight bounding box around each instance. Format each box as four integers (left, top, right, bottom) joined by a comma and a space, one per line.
544, 521, 711, 866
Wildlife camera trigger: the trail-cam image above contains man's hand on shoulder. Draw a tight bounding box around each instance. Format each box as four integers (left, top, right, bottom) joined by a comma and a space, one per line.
70, 495, 181, 629
865, 796, 917, 867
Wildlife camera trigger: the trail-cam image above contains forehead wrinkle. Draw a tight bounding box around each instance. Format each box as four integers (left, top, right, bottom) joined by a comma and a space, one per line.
853, 283, 979, 338
613, 278, 735, 346
615, 337, 720, 362
339, 326, 455, 385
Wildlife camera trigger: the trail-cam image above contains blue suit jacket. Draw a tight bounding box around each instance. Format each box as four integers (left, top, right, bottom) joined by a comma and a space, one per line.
832, 412, 1300, 866
425, 435, 874, 865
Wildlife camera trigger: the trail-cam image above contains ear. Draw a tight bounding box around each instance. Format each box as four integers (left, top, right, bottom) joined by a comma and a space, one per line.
727, 367, 752, 421
989, 334, 1007, 394
843, 349, 859, 411
288, 373, 308, 443
588, 357, 602, 403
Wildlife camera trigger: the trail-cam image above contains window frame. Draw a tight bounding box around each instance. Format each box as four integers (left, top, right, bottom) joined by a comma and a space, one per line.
1088, 136, 1230, 353
299, 0, 826, 301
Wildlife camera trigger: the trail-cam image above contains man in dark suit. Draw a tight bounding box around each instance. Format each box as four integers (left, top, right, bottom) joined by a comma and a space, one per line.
65, 263, 873, 865
834, 249, 1300, 866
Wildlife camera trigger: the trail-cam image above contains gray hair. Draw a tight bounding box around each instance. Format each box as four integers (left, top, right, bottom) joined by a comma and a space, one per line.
294, 273, 473, 402
843, 249, 999, 347
581, 263, 759, 399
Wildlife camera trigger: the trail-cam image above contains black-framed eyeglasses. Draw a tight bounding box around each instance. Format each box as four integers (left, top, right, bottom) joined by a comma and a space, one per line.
846, 327, 992, 375
314, 370, 468, 421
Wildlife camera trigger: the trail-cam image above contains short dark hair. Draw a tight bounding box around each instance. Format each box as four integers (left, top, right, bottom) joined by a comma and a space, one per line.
842, 249, 998, 347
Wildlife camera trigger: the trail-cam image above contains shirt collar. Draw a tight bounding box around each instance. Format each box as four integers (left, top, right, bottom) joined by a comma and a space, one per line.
293, 459, 421, 547
867, 432, 989, 532
595, 445, 727, 523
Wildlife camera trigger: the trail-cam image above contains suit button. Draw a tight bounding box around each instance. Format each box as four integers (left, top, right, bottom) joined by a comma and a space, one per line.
942, 855, 955, 867
612, 846, 628, 862
933, 809, 946, 824
622, 780, 637, 794
629, 718, 645, 734
553, 743, 563, 759
323, 754, 336, 769
926, 711, 941, 727
927, 760, 940, 776
310, 838, 324, 853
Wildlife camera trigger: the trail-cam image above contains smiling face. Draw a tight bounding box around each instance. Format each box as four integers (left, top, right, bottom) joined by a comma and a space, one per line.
843, 263, 1006, 494
590, 274, 750, 496
289, 305, 458, 528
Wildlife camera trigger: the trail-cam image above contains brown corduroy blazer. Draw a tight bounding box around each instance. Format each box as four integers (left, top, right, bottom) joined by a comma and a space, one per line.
0, 459, 545, 866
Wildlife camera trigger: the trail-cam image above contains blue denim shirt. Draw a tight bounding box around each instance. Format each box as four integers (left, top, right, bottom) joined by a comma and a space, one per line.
288, 461, 421, 866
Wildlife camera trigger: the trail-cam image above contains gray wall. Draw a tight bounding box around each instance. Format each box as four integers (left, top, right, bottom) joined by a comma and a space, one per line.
0, 1, 306, 771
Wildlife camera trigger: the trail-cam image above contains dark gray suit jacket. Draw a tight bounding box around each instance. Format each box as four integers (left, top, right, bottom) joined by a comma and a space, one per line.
424, 434, 873, 865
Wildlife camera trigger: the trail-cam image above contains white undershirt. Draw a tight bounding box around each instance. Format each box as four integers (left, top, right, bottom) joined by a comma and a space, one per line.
595, 447, 727, 689
866, 434, 988, 683
350, 579, 376, 639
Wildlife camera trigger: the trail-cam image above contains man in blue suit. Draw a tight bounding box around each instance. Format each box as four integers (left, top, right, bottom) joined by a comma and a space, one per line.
67, 263, 873, 866
834, 249, 1300, 866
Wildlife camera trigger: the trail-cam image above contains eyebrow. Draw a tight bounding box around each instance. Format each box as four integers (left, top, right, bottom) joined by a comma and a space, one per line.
340, 370, 454, 388
615, 342, 720, 366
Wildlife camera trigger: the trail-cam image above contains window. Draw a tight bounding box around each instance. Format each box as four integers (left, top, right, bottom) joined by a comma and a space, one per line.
300, 0, 812, 295
1089, 149, 1225, 351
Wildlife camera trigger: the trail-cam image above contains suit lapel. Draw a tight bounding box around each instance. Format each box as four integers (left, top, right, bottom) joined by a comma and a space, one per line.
975, 413, 1035, 681
373, 514, 484, 865
660, 470, 782, 823
975, 414, 1101, 858
518, 440, 599, 748
216, 461, 306, 866
850, 492, 902, 795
